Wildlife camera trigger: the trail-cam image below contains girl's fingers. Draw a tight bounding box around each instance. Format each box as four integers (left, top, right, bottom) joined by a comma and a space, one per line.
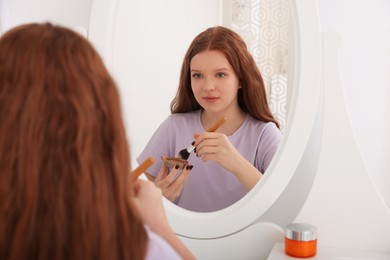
166, 166, 192, 196
155, 162, 168, 182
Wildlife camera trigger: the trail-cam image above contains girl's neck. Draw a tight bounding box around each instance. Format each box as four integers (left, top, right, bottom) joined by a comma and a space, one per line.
201, 109, 246, 136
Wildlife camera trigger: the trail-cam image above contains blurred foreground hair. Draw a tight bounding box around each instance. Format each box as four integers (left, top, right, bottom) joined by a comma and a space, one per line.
0, 23, 147, 259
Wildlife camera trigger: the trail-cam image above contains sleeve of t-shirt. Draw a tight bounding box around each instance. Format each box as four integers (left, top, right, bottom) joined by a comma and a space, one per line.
144, 225, 182, 260
136, 116, 173, 178
257, 123, 282, 173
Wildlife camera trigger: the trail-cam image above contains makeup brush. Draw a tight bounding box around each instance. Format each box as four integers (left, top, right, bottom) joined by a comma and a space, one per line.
130, 156, 155, 181
178, 116, 227, 160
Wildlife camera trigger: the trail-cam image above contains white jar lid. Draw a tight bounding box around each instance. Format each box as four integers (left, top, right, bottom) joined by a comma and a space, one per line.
285, 223, 318, 241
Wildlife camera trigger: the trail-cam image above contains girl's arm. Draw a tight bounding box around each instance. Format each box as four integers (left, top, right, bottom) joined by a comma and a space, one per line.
132, 180, 195, 259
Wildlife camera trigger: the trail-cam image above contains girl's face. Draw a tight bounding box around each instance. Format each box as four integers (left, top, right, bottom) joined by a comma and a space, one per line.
190, 50, 240, 115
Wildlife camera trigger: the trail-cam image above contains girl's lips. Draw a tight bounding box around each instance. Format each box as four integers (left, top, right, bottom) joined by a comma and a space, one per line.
202, 96, 219, 102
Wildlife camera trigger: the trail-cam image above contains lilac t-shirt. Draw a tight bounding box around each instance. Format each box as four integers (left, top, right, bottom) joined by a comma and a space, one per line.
145, 225, 181, 260
137, 110, 281, 212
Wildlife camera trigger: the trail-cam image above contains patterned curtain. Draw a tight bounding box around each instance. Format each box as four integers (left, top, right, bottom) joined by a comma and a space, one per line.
223, 0, 290, 131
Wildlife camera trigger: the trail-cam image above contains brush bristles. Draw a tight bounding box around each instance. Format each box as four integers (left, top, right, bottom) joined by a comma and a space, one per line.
178, 149, 190, 160
178, 144, 195, 160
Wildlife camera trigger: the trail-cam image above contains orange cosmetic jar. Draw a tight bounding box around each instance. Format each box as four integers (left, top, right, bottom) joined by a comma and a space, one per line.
284, 223, 318, 258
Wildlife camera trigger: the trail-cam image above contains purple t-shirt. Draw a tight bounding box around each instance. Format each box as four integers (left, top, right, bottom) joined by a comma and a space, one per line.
145, 225, 181, 260
137, 110, 281, 212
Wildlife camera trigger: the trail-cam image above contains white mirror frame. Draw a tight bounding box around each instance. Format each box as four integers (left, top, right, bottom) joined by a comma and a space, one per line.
88, 0, 321, 239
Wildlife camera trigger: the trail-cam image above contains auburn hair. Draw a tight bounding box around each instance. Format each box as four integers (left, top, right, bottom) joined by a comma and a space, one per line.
171, 26, 279, 128
0, 23, 147, 259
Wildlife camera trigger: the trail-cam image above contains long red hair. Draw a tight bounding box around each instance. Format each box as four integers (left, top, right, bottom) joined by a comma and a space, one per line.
0, 23, 147, 259
171, 26, 279, 128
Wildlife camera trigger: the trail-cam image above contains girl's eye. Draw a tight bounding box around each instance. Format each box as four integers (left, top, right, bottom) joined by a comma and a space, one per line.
192, 73, 202, 78
216, 72, 226, 78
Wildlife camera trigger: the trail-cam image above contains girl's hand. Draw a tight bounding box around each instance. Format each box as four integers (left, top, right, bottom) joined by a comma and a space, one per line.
194, 132, 246, 176
194, 132, 262, 190
153, 157, 192, 202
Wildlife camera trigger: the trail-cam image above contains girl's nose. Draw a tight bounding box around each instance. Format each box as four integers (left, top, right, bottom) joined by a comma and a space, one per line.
203, 77, 215, 91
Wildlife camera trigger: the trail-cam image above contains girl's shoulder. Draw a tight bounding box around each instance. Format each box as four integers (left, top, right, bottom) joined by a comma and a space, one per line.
168, 110, 200, 122
165, 110, 201, 129
245, 114, 279, 131
155, 110, 203, 135
229, 114, 280, 139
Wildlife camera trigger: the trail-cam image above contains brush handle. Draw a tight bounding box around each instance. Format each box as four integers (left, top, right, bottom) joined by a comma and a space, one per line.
207, 116, 227, 132
130, 156, 155, 181
187, 116, 227, 152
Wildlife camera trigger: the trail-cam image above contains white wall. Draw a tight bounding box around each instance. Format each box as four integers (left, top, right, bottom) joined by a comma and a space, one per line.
109, 1, 221, 166
5, 0, 92, 30
318, 0, 390, 208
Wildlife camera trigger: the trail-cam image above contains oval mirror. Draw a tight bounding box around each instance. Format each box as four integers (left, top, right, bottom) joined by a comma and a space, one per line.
88, 0, 321, 239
